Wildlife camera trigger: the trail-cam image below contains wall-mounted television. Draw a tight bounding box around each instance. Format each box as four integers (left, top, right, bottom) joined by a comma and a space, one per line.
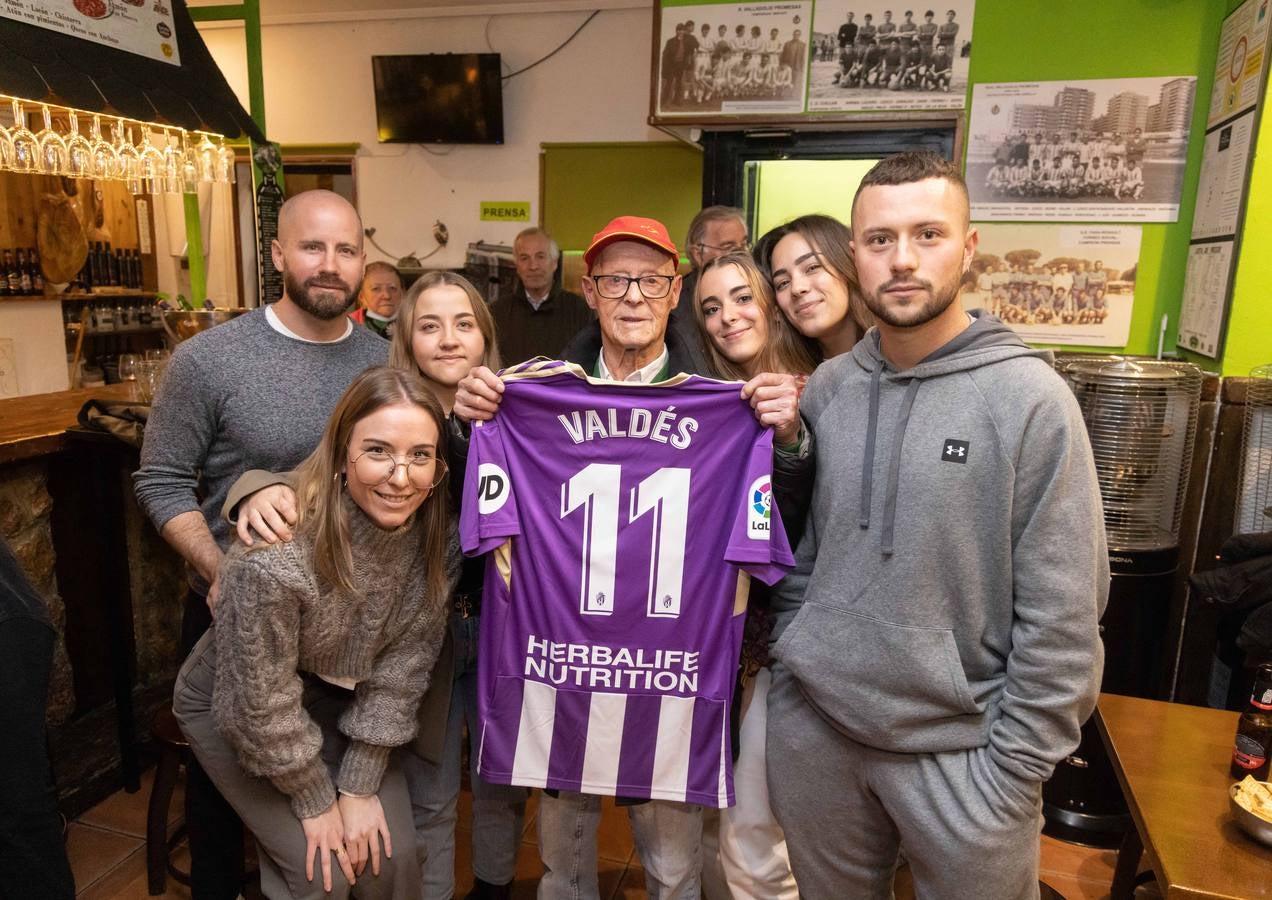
372, 54, 504, 145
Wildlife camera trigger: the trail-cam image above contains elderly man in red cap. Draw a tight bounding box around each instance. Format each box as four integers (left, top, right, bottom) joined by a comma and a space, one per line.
455, 216, 811, 898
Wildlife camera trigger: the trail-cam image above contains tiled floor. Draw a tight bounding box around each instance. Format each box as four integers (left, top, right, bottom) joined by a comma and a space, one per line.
68, 770, 1140, 899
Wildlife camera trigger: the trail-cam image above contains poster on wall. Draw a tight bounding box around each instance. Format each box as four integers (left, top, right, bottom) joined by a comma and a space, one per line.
1178, 0, 1272, 359
807, 1, 973, 112
653, 2, 812, 118
1207, 0, 1270, 128
965, 76, 1197, 223
961, 223, 1140, 348
1177, 240, 1235, 358
0, 0, 181, 66
1191, 112, 1256, 240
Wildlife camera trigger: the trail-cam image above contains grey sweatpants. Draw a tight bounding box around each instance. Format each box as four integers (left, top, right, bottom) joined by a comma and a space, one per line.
174, 632, 421, 900
765, 665, 1041, 900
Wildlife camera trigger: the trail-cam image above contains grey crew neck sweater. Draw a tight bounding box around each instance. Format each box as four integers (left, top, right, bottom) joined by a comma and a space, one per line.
211, 494, 451, 819
134, 306, 387, 594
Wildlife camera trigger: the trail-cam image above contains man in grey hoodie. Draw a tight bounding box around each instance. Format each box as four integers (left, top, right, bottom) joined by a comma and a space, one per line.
766, 152, 1108, 899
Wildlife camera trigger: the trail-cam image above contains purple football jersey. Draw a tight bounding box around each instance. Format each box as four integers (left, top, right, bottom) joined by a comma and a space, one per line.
460, 362, 794, 808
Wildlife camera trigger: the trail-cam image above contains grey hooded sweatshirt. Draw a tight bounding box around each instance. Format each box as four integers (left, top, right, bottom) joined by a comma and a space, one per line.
771, 310, 1109, 788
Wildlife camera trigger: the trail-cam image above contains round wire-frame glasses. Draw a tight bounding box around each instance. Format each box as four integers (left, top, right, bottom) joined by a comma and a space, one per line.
347, 449, 448, 490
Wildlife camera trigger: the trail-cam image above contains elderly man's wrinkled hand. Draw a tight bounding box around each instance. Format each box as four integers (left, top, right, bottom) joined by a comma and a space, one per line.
453, 366, 504, 423
742, 372, 803, 447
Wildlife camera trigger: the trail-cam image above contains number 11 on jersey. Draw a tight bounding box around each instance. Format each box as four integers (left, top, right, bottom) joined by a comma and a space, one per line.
560, 463, 691, 619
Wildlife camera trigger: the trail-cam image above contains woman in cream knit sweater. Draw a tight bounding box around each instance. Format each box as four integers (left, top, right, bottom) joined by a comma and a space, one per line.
175, 366, 454, 900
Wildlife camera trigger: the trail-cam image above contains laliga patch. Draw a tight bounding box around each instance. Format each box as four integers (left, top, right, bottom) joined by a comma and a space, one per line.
941, 439, 970, 464
477, 463, 511, 514
747, 476, 772, 539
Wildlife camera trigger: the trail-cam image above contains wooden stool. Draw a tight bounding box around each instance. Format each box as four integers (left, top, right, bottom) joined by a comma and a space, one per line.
146, 705, 190, 895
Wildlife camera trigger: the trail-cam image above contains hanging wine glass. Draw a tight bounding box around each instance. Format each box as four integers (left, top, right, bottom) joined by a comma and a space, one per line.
8, 99, 38, 173
216, 136, 236, 184
155, 126, 185, 193
0, 111, 14, 171
139, 128, 166, 193
114, 119, 142, 194
195, 131, 218, 183
65, 110, 94, 178
37, 104, 69, 175
179, 131, 199, 193
89, 114, 118, 179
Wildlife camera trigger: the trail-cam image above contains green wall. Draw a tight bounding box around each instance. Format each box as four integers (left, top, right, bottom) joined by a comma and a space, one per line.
542, 142, 704, 255
963, 0, 1226, 363
753, 159, 880, 236
1222, 0, 1272, 377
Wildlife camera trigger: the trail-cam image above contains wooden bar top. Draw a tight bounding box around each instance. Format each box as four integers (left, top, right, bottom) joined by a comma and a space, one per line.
0, 383, 138, 465
1096, 693, 1272, 899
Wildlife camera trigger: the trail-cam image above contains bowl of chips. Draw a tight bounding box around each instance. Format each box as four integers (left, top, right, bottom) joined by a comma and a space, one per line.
1230, 776, 1272, 847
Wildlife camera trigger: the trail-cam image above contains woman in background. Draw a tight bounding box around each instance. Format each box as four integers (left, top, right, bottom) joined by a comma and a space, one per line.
350, 262, 404, 339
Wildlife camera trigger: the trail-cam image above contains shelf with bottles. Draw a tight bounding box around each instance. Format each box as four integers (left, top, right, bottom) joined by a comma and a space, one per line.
59, 291, 160, 302
63, 296, 167, 339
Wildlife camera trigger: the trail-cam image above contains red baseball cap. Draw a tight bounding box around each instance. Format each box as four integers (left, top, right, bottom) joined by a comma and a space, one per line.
583, 216, 679, 270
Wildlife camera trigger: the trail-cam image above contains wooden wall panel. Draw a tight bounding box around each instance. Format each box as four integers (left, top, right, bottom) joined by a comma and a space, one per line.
0, 173, 141, 254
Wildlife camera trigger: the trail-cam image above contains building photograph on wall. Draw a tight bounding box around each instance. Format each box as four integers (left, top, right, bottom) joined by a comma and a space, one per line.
654, 1, 812, 117
807, 1, 973, 111
966, 76, 1198, 222
961, 223, 1141, 347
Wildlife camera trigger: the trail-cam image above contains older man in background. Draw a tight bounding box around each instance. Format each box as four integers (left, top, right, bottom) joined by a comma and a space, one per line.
493, 226, 593, 366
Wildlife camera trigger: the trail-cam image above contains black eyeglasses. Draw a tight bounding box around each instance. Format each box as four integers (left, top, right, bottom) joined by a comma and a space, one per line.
588, 274, 677, 300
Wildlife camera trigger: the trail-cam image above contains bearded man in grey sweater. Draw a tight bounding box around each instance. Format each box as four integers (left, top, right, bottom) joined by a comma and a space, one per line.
134, 189, 386, 898
766, 153, 1108, 900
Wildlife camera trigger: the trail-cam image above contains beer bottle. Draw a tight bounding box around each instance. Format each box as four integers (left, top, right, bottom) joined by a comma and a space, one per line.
1231, 662, 1272, 780
3, 249, 19, 295
16, 249, 32, 295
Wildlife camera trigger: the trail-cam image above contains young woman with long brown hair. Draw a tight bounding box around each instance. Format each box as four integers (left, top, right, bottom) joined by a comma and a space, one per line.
175, 366, 453, 899
752, 213, 873, 360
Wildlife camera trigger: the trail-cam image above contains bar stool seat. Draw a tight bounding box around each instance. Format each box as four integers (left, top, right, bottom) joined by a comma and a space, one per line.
146, 705, 190, 895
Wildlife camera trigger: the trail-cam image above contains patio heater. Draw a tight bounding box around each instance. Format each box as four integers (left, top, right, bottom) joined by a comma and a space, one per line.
1042, 357, 1203, 846
1235, 363, 1272, 535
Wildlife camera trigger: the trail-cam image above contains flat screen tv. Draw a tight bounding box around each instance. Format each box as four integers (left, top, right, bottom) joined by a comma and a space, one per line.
372, 54, 504, 145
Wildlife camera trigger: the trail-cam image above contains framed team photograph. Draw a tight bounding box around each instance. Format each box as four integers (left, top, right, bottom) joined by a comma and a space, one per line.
651, 1, 812, 119
962, 223, 1142, 347
807, 1, 974, 112
967, 77, 1198, 222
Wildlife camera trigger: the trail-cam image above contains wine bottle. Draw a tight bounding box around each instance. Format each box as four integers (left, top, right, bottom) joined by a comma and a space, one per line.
28, 248, 43, 295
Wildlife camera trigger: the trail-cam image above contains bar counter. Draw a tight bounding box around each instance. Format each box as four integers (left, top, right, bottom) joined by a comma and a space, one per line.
0, 382, 137, 464
0, 381, 183, 813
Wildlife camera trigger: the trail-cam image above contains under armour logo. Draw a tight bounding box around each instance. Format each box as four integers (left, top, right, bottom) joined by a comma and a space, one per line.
942, 439, 969, 464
